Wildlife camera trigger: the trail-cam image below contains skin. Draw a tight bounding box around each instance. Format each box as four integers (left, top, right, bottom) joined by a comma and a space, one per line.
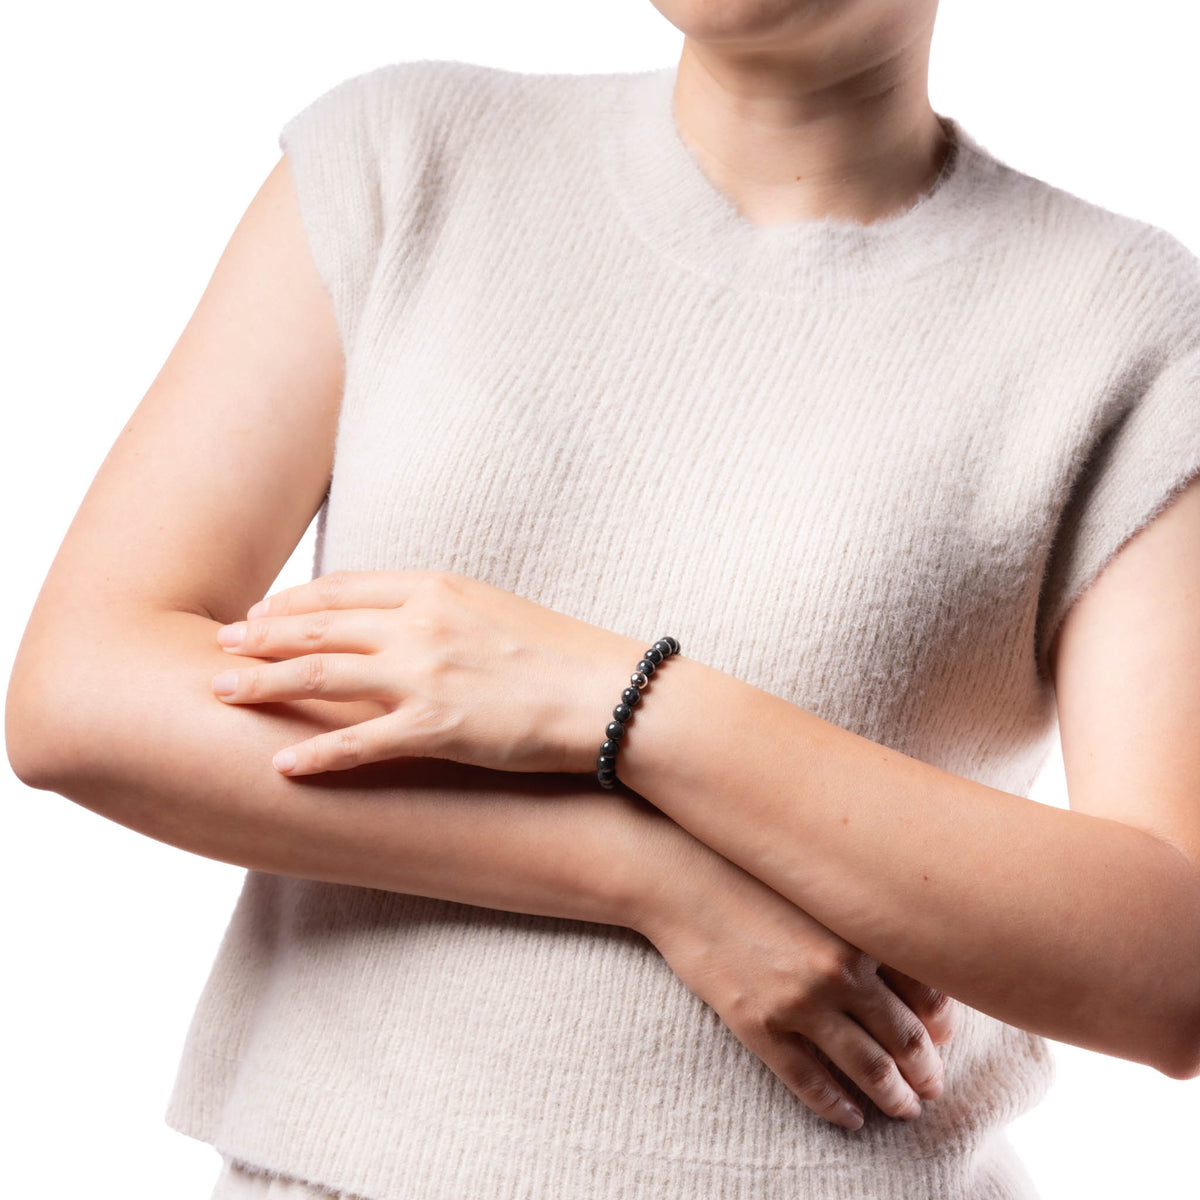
11, 0, 1196, 1150
646, 0, 949, 227
4, 150, 955, 1144
197, 480, 1200, 1077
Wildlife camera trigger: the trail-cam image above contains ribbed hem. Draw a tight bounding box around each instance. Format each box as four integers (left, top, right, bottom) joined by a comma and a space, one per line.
167, 1051, 1043, 1200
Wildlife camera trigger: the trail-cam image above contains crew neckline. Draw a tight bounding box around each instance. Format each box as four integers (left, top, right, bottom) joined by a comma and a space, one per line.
597, 63, 997, 300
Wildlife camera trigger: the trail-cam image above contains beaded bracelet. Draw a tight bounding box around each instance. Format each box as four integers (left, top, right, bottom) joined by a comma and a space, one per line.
596, 635, 680, 789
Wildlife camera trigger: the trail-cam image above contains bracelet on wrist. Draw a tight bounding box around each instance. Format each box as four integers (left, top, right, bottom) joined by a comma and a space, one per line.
596, 635, 679, 789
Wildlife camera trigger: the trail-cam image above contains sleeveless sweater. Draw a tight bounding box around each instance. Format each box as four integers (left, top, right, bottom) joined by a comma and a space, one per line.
163, 58, 1200, 1200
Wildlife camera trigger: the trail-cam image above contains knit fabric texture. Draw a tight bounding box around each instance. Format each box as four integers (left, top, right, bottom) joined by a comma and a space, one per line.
164, 58, 1200, 1200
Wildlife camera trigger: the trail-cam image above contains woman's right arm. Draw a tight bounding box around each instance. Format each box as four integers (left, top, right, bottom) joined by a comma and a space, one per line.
5, 155, 953, 1129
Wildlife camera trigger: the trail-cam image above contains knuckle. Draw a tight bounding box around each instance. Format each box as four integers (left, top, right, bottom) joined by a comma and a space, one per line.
903, 979, 938, 1008
301, 610, 334, 643
922, 992, 959, 1044
245, 620, 272, 648
409, 695, 449, 741
758, 1003, 793, 1038
926, 989, 955, 1017
820, 946, 865, 989
412, 617, 453, 656
724, 993, 763, 1032
790, 1070, 843, 1116
725, 991, 771, 1035
803, 1082, 842, 1114
913, 1059, 944, 1092
431, 569, 463, 593
408, 611, 435, 637
240, 667, 264, 699
333, 728, 362, 764
316, 571, 348, 608
898, 1022, 930, 1058
300, 655, 328, 694
860, 1050, 898, 1090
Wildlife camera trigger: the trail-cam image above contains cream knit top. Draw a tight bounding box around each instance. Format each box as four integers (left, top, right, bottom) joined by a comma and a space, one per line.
164, 58, 1200, 1200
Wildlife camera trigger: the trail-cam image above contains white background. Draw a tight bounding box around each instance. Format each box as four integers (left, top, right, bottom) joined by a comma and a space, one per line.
4, 2, 1198, 1196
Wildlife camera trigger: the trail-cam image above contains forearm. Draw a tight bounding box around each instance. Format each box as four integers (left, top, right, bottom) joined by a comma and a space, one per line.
617, 655, 1200, 1077
12, 609, 671, 929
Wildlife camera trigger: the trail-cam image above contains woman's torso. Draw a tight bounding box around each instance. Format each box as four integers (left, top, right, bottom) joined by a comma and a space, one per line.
168, 58, 1200, 1200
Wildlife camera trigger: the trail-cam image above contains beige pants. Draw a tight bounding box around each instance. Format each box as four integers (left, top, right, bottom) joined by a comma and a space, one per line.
209, 1157, 374, 1200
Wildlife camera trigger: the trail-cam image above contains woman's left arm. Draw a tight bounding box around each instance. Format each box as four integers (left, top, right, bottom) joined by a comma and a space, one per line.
211, 473, 1200, 1080
618, 471, 1200, 1081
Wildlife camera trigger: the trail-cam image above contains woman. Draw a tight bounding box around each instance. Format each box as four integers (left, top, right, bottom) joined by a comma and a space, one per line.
7, 1, 1200, 1198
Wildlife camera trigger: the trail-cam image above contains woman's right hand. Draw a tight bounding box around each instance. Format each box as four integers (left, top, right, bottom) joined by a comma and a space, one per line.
630, 817, 959, 1131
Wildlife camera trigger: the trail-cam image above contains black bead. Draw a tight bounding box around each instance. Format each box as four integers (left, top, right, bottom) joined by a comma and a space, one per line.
598, 776, 616, 789
606, 721, 625, 740
621, 687, 640, 707
644, 646, 663, 664
613, 702, 632, 723
597, 766, 617, 782
601, 738, 620, 757
637, 659, 656, 677
665, 635, 679, 655
653, 639, 673, 659
597, 754, 616, 770
631, 671, 648, 689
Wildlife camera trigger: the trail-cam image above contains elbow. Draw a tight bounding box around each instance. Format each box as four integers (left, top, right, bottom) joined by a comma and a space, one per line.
1144, 851, 1200, 1081
1157, 1037, 1200, 1082
1158, 995, 1200, 1081
5, 669, 92, 794
1153, 926, 1200, 1081
1162, 1061, 1200, 1082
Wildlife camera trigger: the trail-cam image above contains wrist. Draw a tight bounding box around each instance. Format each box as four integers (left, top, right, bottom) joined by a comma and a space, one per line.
609, 651, 706, 798
614, 802, 715, 943
558, 628, 648, 774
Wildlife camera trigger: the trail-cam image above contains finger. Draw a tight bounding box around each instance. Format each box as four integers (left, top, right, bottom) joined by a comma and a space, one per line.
271, 712, 414, 776
744, 1031, 865, 1131
211, 654, 389, 705
247, 568, 438, 619
843, 978, 945, 1104
806, 1009, 930, 1120
217, 609, 385, 657
877, 965, 960, 1045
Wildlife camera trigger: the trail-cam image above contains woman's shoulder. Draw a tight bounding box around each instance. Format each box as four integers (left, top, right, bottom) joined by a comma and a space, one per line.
284, 57, 610, 147
278, 57, 621, 223
952, 121, 1199, 336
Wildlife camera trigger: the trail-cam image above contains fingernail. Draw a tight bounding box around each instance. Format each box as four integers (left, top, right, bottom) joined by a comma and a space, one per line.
903, 1098, 922, 1120
840, 1105, 864, 1130
247, 600, 269, 619
922, 1075, 944, 1100
273, 749, 297, 773
217, 622, 245, 647
211, 671, 238, 696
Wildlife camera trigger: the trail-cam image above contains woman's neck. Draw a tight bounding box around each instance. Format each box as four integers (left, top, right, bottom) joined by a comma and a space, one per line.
671, 35, 950, 228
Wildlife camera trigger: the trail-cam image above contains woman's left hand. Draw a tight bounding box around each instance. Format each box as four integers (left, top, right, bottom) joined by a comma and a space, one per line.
209, 569, 652, 777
